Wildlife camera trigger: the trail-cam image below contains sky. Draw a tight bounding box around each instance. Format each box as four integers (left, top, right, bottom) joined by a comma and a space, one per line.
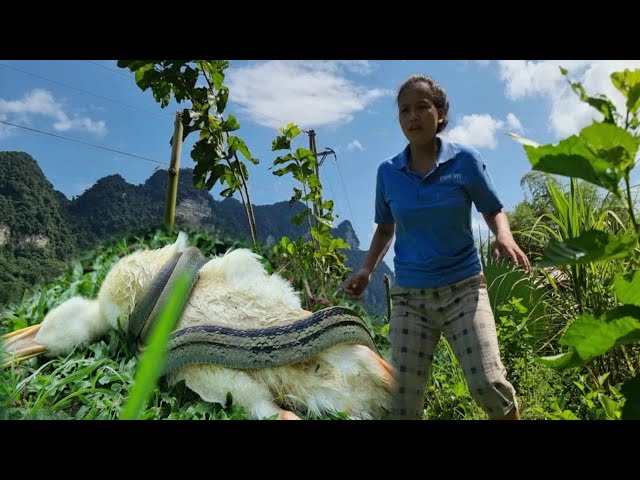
1, 60, 639, 270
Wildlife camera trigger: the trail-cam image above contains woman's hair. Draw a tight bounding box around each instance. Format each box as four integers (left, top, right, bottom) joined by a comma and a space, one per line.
397, 74, 449, 133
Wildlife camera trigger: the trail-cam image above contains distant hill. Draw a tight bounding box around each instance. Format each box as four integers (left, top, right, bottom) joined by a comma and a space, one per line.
0, 153, 394, 314
0, 152, 77, 303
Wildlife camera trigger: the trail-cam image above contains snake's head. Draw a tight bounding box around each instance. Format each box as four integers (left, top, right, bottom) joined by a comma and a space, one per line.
97, 232, 190, 331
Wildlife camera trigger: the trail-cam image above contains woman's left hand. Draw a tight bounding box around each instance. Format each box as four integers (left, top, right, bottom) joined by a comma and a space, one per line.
494, 233, 531, 272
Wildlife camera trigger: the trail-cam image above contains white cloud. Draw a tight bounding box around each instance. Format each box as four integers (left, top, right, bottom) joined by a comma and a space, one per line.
497, 60, 640, 139
505, 113, 522, 131
347, 139, 365, 151
0, 89, 107, 136
0, 113, 15, 139
295, 60, 378, 76
227, 61, 392, 129
442, 113, 523, 150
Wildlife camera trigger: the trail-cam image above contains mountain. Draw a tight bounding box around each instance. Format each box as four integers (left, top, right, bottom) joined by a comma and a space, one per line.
0, 152, 78, 303
0, 154, 394, 315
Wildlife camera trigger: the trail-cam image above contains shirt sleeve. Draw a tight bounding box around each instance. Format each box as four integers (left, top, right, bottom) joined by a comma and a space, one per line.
374, 165, 394, 224
465, 150, 504, 214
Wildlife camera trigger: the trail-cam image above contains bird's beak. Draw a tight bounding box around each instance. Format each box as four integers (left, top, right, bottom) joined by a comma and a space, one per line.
1, 324, 47, 368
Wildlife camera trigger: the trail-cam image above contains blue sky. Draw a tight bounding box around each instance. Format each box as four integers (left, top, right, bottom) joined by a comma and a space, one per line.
2, 60, 639, 269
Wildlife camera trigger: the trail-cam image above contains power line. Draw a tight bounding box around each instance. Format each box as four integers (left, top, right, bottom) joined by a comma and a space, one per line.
0, 119, 169, 166
84, 60, 134, 79
332, 153, 357, 224
0, 62, 172, 121
0, 119, 297, 197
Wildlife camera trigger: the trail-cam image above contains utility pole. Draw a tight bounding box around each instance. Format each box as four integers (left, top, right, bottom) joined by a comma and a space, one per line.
308, 129, 336, 220
164, 111, 183, 232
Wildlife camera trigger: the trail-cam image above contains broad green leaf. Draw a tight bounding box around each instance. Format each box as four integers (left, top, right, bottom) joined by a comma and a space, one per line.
611, 69, 640, 116
580, 122, 638, 172
221, 115, 240, 132
523, 122, 640, 194
614, 271, 640, 307
282, 123, 302, 140
192, 162, 208, 189
560, 313, 640, 360
227, 136, 255, 163
272, 135, 291, 151
292, 210, 311, 227
212, 71, 224, 91
536, 351, 583, 370
597, 394, 620, 420
295, 147, 315, 164
273, 153, 294, 166
621, 374, 640, 420
539, 230, 637, 267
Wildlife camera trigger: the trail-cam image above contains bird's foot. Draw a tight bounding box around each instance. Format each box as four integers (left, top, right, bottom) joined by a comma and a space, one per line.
2, 324, 47, 368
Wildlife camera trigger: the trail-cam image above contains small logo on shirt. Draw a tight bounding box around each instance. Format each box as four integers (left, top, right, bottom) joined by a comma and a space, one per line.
440, 173, 462, 181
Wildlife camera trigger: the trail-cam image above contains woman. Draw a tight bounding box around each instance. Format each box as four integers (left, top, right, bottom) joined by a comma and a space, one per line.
344, 74, 531, 420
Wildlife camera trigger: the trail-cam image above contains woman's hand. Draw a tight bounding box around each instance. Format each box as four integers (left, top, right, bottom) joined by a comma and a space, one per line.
494, 232, 531, 272
344, 268, 372, 300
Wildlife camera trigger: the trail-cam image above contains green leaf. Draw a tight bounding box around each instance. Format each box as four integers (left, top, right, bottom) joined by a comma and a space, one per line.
272, 135, 291, 151
614, 271, 640, 307
220, 188, 234, 198
539, 230, 637, 267
560, 313, 640, 361
216, 87, 229, 113
536, 351, 583, 370
560, 68, 618, 123
523, 123, 639, 195
284, 123, 302, 140
228, 136, 257, 164
611, 69, 640, 116
192, 162, 208, 189
212, 70, 224, 91
316, 217, 335, 229
621, 374, 640, 420
580, 122, 638, 172
120, 272, 191, 420
221, 115, 240, 132
292, 210, 311, 226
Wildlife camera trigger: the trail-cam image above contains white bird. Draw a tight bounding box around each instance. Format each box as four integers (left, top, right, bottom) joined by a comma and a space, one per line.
3, 233, 396, 420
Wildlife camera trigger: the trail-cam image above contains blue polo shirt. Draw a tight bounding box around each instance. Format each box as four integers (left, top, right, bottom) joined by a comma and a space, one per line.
375, 138, 503, 288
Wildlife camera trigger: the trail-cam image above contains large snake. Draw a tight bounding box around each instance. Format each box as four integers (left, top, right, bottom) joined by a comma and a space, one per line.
128, 248, 378, 377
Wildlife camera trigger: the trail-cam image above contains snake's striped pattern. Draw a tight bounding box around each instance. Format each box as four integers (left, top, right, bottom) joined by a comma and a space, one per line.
162, 306, 377, 376
130, 248, 377, 376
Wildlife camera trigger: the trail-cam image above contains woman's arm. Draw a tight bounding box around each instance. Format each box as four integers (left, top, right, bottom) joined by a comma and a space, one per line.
344, 223, 395, 299
361, 223, 395, 274
483, 210, 531, 272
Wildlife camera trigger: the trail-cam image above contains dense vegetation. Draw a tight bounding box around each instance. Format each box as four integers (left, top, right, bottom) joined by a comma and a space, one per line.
0, 152, 77, 304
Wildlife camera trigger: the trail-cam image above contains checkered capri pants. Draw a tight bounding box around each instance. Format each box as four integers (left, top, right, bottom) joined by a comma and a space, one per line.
387, 273, 518, 420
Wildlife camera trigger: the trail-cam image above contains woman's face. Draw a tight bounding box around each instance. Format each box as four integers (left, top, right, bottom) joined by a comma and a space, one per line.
398, 82, 442, 146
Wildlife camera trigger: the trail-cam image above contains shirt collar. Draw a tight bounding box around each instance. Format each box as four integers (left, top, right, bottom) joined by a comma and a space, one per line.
393, 137, 456, 171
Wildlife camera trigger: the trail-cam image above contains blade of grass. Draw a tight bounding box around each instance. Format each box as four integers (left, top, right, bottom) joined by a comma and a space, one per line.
120, 271, 191, 420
